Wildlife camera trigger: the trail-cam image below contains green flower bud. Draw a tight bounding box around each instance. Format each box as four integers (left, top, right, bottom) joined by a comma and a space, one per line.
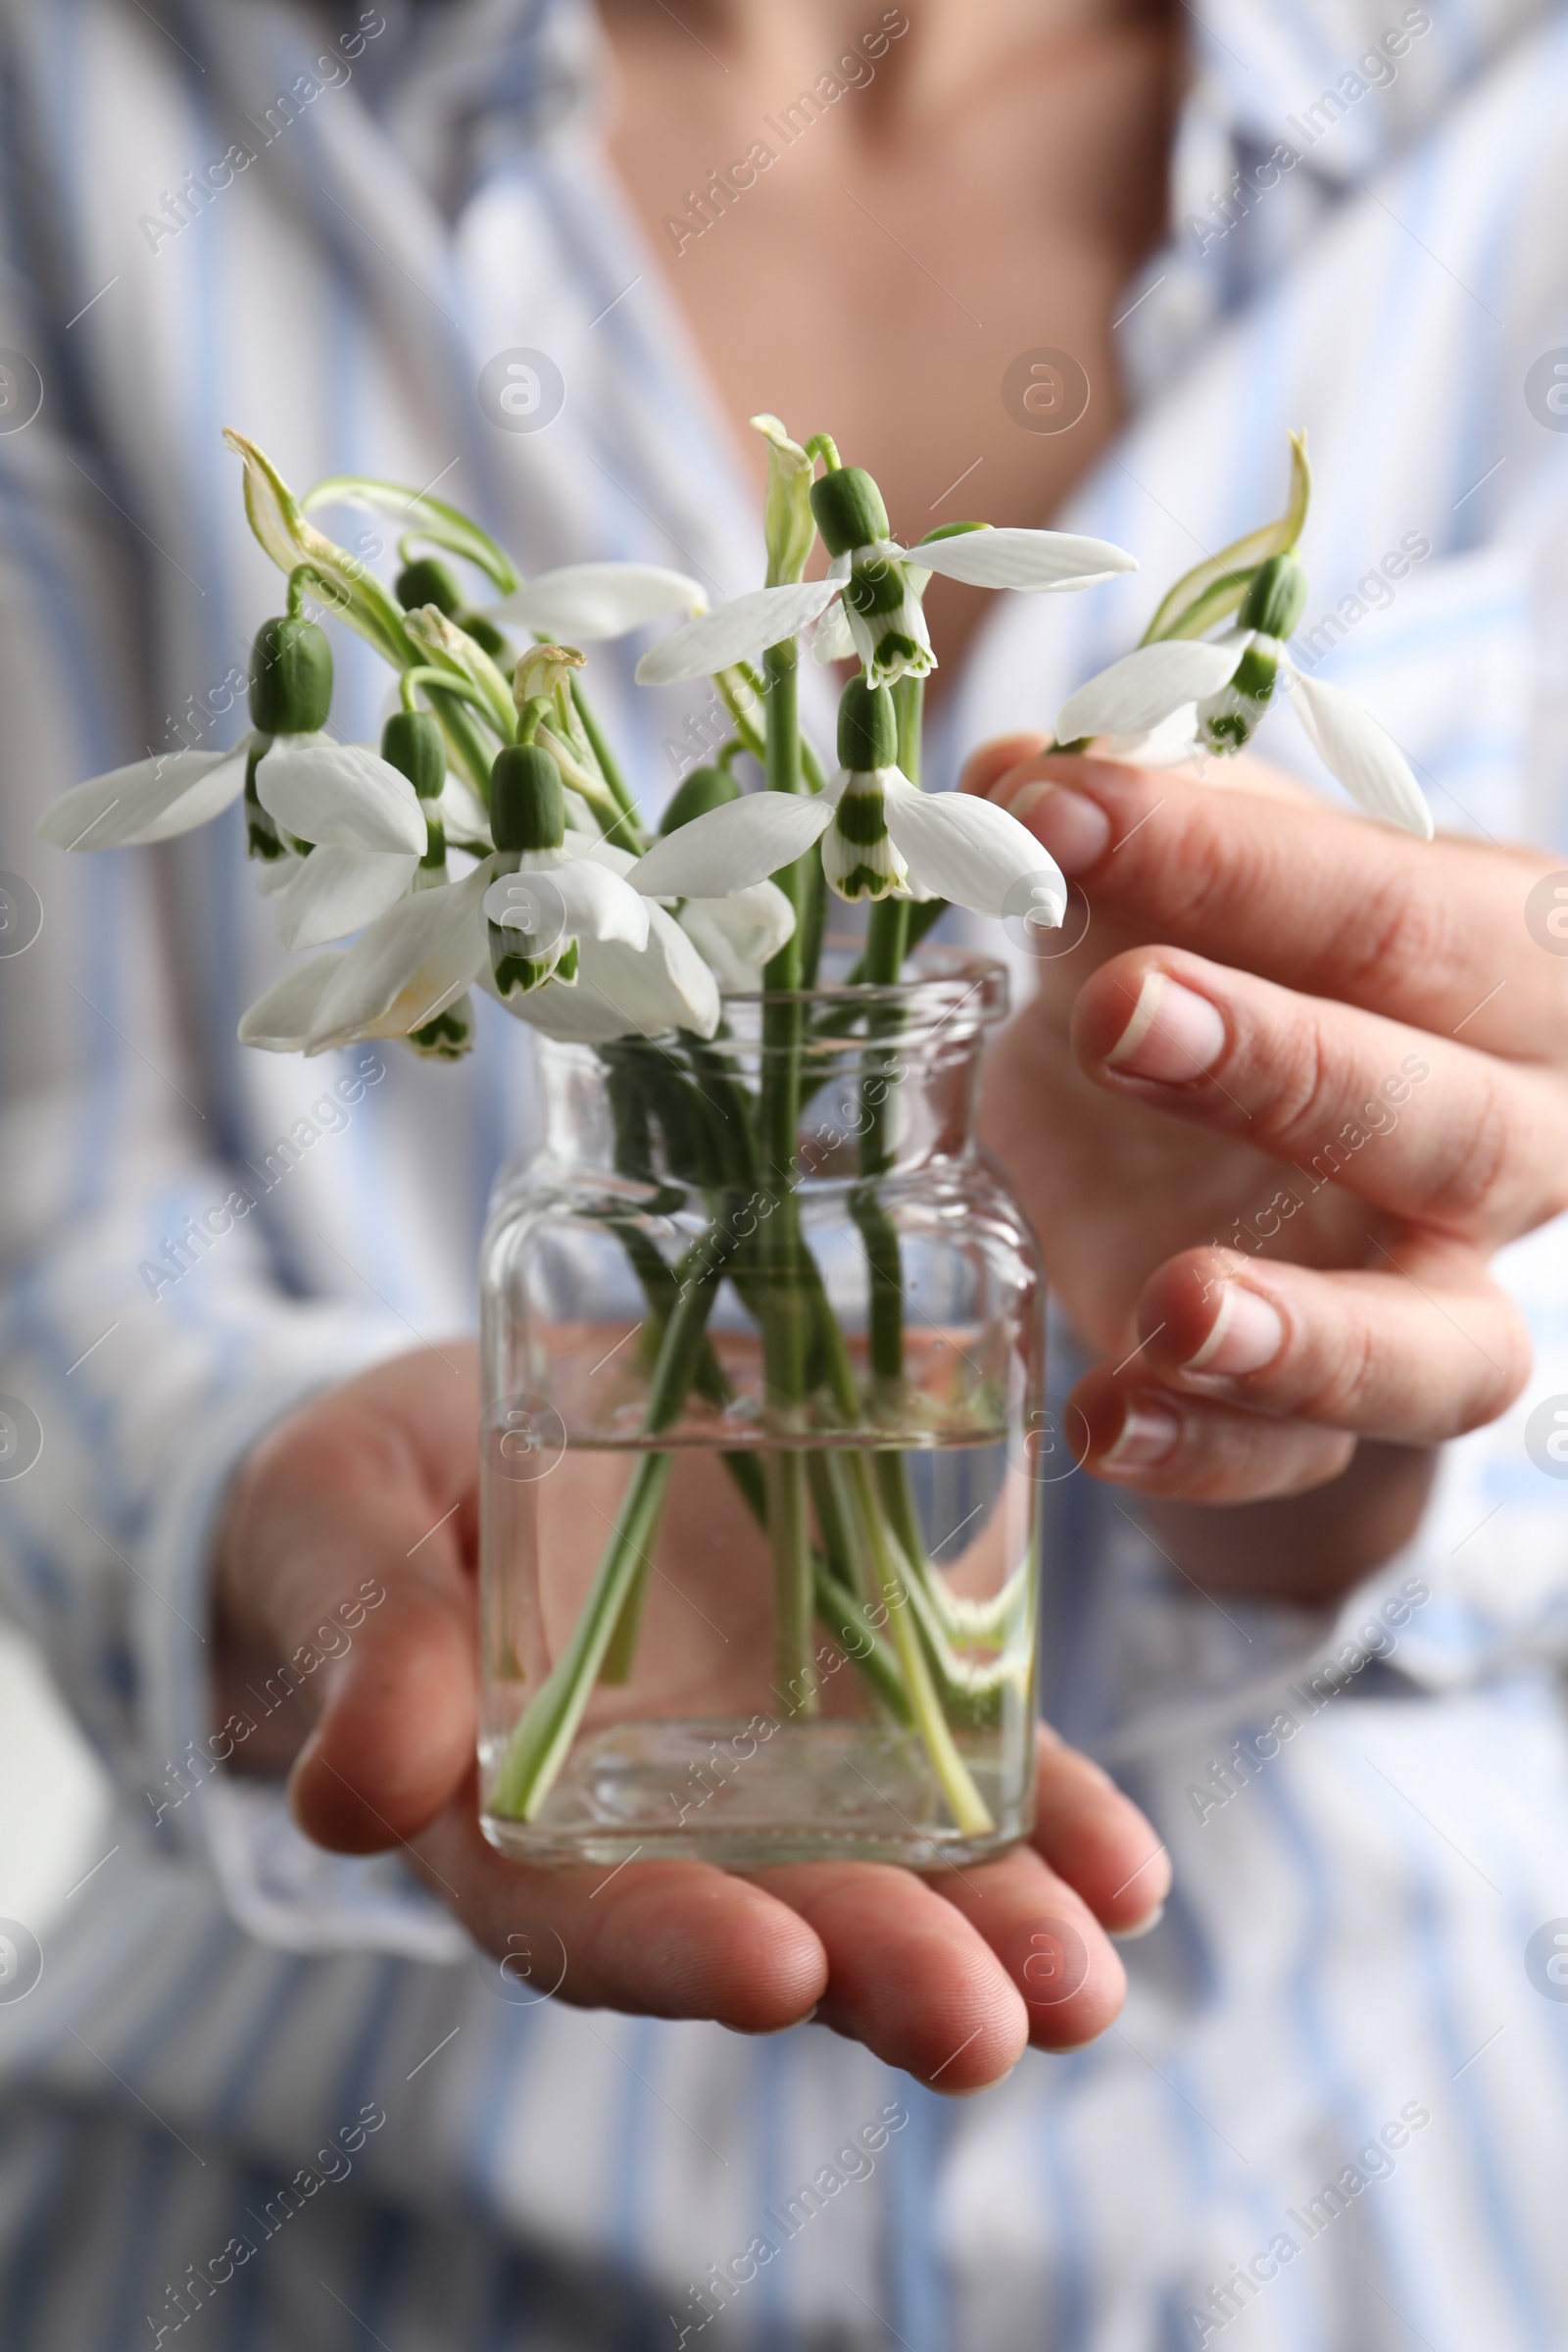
752, 414, 816, 586
248, 616, 333, 737
490, 744, 564, 853
395, 557, 463, 614
379, 710, 447, 802
1239, 552, 1309, 641
837, 676, 898, 772
661, 763, 741, 835
810, 466, 890, 558
457, 611, 509, 660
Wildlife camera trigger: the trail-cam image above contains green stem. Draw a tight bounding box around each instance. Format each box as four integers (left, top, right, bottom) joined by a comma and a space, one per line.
767, 1449, 815, 1715
489, 1452, 673, 1819
892, 673, 923, 787
570, 679, 646, 854
399, 664, 505, 722
490, 1232, 740, 1820
753, 638, 819, 1711
811, 1547, 914, 1723
721, 662, 828, 794
845, 1453, 994, 1836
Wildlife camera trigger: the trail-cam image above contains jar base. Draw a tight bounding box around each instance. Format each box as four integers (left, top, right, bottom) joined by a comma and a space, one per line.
480, 1715, 1031, 1870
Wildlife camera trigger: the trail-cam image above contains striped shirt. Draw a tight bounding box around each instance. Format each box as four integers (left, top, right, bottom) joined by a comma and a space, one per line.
4, 1, 1568, 2344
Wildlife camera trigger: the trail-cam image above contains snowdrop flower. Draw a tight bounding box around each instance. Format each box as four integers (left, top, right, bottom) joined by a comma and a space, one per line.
37, 616, 428, 879
636, 465, 1135, 690
1056, 553, 1433, 839
267, 708, 452, 952
628, 678, 1068, 925
239, 743, 723, 1057
481, 745, 653, 997
240, 861, 492, 1060
482, 745, 722, 1041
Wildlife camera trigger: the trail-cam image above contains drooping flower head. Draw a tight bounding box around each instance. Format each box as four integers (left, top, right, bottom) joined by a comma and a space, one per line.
635, 455, 1135, 692
629, 675, 1067, 927
1055, 437, 1433, 839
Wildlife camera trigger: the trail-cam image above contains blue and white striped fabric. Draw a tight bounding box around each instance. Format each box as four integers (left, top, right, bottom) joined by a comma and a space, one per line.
4, 1, 1568, 2344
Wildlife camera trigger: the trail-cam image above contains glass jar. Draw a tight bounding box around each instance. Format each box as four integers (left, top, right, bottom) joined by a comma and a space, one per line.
477, 948, 1045, 1868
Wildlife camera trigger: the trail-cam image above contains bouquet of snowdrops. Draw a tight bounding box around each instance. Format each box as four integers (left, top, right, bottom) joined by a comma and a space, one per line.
39, 419, 1427, 1851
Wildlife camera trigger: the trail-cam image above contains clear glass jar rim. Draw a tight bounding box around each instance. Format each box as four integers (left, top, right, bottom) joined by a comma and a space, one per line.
713, 942, 1007, 1033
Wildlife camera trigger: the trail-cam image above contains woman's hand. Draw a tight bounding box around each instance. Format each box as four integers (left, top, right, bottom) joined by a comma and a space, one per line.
966, 741, 1562, 1592
214, 1348, 1170, 2093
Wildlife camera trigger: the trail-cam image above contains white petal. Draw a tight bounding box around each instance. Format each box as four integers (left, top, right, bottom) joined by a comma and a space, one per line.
904, 526, 1137, 592
883, 777, 1066, 922
484, 858, 651, 952
628, 791, 834, 898
1055, 640, 1247, 743
634, 581, 839, 684
254, 848, 303, 896
256, 739, 427, 856
306, 865, 490, 1050
437, 771, 491, 847
1283, 667, 1435, 839
509, 903, 720, 1042
679, 879, 797, 984
564, 833, 638, 877
1098, 708, 1206, 768
237, 954, 348, 1052
811, 597, 856, 664
274, 847, 420, 950
553, 858, 652, 947
36, 745, 248, 850
486, 563, 707, 642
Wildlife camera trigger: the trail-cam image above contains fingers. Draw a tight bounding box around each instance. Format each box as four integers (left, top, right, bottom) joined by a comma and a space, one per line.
215, 1348, 482, 1853
747, 1862, 1032, 2090
748, 1728, 1167, 2086
1026, 1721, 1172, 1933
418, 1724, 1166, 2092
971, 747, 1567, 1058
754, 1798, 1142, 2085
1138, 1235, 1530, 1445
1072, 945, 1568, 1245
1065, 1229, 1530, 1502
415, 1788, 829, 2032
957, 730, 1050, 802
1073, 1363, 1357, 1502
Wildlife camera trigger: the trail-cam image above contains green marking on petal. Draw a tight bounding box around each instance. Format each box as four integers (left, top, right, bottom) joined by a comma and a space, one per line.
867, 634, 924, 682
833, 779, 890, 848
1230, 641, 1280, 703
846, 559, 907, 619
406, 1004, 472, 1057
834, 863, 899, 901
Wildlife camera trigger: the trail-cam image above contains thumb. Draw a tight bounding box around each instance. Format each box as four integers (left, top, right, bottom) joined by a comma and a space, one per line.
285, 1525, 477, 1854
216, 1362, 479, 1856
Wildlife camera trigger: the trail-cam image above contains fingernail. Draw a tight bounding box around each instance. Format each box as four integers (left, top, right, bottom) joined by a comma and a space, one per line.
1102, 1395, 1181, 1470
1109, 1902, 1165, 1942
1004, 781, 1112, 873
1103, 971, 1226, 1083
1183, 1283, 1285, 1375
